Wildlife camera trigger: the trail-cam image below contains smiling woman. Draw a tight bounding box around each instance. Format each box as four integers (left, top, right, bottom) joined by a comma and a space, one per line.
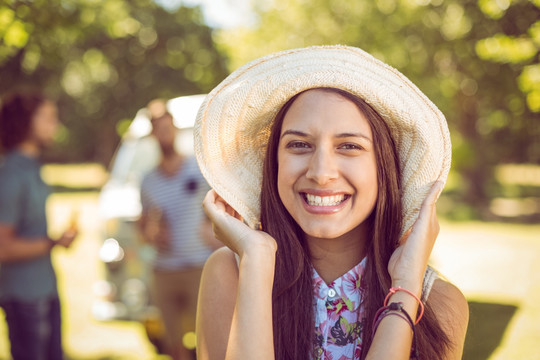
194, 46, 468, 360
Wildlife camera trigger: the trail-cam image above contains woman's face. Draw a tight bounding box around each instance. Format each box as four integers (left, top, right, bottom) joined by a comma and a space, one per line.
29, 100, 59, 148
277, 89, 378, 241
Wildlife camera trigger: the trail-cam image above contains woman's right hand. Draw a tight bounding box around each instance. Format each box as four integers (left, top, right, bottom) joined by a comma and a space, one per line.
202, 189, 277, 258
198, 190, 277, 360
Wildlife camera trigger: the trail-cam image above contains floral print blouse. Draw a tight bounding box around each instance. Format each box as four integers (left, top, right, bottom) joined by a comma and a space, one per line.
312, 257, 367, 360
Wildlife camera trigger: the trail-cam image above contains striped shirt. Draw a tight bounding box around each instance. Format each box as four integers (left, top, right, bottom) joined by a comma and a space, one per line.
140, 156, 211, 270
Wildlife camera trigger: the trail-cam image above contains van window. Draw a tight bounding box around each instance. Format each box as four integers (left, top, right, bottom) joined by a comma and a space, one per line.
109, 136, 161, 184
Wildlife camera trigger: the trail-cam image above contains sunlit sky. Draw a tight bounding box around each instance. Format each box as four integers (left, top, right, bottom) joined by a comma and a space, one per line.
153, 0, 257, 28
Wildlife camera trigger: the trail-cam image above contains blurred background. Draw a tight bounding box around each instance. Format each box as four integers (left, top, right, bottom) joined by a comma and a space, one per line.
0, 0, 539, 359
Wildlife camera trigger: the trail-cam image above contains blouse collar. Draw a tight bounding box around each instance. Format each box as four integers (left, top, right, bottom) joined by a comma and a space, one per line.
312, 257, 367, 312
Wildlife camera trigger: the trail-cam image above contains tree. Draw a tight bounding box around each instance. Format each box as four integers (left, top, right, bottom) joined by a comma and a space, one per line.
0, 0, 229, 164
215, 0, 539, 218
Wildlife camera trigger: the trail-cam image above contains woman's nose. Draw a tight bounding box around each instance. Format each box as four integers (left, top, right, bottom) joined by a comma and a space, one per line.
305, 148, 338, 184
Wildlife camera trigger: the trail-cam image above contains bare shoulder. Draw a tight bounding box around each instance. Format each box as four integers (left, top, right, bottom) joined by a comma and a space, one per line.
429, 278, 469, 359
199, 247, 238, 310
199, 246, 239, 301
429, 278, 469, 323
199, 247, 238, 312
197, 246, 239, 360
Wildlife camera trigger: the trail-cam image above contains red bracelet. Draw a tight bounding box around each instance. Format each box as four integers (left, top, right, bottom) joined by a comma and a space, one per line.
384, 286, 424, 324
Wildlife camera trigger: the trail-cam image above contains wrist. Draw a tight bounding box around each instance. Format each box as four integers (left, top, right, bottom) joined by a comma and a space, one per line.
390, 279, 422, 297
239, 245, 276, 267
385, 286, 425, 324
237, 233, 277, 259
239, 246, 276, 280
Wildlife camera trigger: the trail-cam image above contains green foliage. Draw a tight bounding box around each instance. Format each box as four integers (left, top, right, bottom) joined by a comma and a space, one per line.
215, 0, 540, 215
0, 0, 229, 164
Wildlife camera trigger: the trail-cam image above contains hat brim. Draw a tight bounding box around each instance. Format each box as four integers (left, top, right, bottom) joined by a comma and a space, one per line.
194, 45, 451, 236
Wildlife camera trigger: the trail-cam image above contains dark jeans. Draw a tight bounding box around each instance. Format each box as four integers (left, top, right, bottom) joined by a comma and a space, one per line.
0, 296, 63, 360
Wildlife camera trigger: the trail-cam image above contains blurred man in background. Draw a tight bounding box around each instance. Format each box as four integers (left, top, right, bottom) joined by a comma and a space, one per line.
0, 92, 78, 360
139, 99, 220, 360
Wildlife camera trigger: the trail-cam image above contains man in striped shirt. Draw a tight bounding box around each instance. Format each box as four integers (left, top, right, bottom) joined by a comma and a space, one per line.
139, 100, 219, 360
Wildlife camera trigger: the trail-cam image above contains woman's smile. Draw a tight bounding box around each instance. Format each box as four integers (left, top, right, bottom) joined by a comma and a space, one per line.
300, 191, 351, 214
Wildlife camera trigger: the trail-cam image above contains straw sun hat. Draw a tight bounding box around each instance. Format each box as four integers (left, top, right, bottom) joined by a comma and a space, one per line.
194, 45, 451, 236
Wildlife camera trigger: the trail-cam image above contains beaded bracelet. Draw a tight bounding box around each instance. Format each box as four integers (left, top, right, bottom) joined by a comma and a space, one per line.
384, 286, 424, 324
372, 302, 420, 359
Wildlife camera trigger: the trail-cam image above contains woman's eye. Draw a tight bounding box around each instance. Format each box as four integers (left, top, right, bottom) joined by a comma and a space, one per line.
339, 143, 363, 150
286, 141, 310, 149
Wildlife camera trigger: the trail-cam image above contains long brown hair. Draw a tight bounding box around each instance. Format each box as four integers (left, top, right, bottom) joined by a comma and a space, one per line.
260, 88, 451, 359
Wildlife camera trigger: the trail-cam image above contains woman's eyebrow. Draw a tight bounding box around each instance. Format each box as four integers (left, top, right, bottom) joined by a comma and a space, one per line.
280, 129, 308, 139
335, 132, 372, 143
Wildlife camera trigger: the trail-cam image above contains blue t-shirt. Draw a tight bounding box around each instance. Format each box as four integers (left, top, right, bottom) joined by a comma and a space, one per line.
0, 151, 57, 301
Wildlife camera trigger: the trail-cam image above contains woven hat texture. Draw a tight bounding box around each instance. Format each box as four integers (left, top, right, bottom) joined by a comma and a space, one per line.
194, 45, 451, 236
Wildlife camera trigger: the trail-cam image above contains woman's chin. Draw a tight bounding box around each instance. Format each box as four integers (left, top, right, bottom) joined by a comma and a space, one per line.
301, 226, 347, 241
299, 218, 369, 242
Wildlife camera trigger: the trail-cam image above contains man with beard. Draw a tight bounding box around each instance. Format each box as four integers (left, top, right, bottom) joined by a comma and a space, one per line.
139, 99, 218, 360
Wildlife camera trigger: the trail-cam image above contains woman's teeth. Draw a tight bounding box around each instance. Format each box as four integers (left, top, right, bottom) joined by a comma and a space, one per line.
305, 193, 346, 206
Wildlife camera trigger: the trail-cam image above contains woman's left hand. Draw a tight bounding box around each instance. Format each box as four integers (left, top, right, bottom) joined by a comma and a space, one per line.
387, 181, 444, 294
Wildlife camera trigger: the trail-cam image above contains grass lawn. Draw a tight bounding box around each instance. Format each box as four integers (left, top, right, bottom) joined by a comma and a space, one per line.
0, 163, 538, 359
433, 220, 540, 360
